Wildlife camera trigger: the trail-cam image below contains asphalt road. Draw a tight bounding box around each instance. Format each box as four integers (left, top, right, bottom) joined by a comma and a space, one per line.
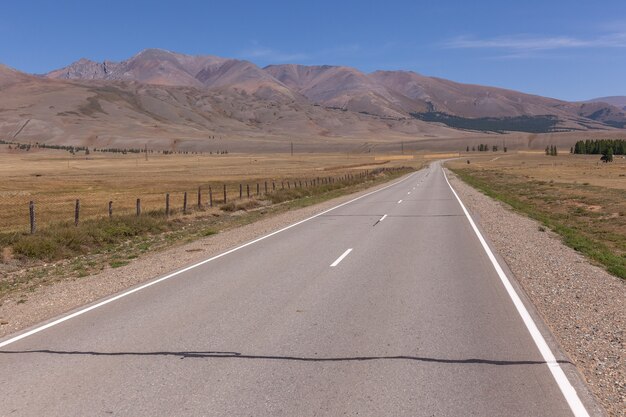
0, 162, 596, 416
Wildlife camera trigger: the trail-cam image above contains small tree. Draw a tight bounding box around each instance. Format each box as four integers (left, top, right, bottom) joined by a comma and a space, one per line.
601, 147, 614, 163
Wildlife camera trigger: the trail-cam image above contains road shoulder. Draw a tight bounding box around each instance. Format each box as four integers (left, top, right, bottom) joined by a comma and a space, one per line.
446, 169, 624, 417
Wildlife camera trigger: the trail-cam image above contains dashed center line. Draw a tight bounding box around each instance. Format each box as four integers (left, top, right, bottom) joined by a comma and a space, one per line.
330, 248, 353, 267
397, 199, 403, 204
380, 214, 388, 222
407, 191, 411, 195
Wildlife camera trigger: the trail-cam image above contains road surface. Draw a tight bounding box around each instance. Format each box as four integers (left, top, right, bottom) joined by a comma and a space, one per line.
0, 162, 596, 416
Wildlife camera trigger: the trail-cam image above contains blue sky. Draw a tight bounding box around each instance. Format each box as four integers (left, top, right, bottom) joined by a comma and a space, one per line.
2, 0, 625, 101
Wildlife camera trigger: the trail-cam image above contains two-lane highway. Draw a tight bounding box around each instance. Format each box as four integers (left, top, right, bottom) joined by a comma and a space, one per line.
0, 162, 595, 416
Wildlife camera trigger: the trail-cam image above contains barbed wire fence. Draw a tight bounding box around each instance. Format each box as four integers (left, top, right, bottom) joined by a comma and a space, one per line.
1, 168, 405, 235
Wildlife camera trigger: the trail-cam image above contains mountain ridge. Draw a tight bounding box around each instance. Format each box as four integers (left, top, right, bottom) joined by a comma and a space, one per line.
44, 49, 625, 130
0, 49, 624, 152
586, 96, 626, 111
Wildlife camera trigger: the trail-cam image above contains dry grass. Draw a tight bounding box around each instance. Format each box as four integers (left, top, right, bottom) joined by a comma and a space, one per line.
456, 152, 626, 189
0, 146, 425, 232
0, 166, 414, 298
448, 152, 626, 278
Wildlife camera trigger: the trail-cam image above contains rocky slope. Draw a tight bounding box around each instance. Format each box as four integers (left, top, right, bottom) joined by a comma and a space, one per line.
0, 49, 624, 151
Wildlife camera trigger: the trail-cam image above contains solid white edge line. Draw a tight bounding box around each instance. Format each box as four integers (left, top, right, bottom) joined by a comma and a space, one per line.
330, 248, 353, 267
442, 167, 590, 417
380, 214, 388, 222
0, 171, 419, 349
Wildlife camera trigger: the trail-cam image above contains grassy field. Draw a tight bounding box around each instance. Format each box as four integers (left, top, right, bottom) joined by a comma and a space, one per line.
0, 146, 424, 232
0, 146, 425, 298
447, 152, 626, 278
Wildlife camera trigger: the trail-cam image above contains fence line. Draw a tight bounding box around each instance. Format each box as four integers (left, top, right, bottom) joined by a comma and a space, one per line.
5, 168, 404, 234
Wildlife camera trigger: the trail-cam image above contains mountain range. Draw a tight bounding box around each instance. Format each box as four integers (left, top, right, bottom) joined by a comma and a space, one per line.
586, 96, 626, 111
1, 48, 625, 152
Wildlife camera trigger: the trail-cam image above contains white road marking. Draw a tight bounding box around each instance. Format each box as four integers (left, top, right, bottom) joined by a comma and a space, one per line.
0, 172, 419, 349
398, 199, 403, 204
442, 167, 590, 417
407, 191, 411, 195
380, 214, 388, 222
330, 248, 353, 267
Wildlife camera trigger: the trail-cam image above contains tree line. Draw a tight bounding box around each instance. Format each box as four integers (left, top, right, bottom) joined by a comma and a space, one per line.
0, 139, 229, 156
572, 139, 626, 156
466, 144, 507, 152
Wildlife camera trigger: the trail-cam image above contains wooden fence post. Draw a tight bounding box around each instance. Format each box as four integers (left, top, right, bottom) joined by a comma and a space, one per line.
108, 201, 113, 219
246, 184, 250, 198
74, 199, 80, 227
223, 184, 227, 203
272, 181, 275, 191
209, 186, 213, 207
136, 198, 141, 216
239, 184, 243, 199
29, 201, 36, 234
183, 192, 188, 214
265, 181, 268, 194
197, 186, 202, 208
256, 183, 259, 196
166, 193, 170, 216
287, 181, 290, 189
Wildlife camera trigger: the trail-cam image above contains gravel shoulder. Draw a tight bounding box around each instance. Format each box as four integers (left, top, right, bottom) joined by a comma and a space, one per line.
2, 168, 623, 416
447, 169, 625, 417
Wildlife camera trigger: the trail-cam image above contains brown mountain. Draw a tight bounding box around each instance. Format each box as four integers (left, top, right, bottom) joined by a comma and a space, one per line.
47, 49, 297, 101
45, 50, 626, 131
357, 69, 626, 129
0, 48, 624, 151
2, 63, 466, 152
264, 64, 425, 118
264, 64, 625, 130
0, 64, 32, 87
586, 96, 626, 111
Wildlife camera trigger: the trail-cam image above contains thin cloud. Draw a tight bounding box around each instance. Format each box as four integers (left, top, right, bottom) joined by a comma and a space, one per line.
239, 47, 309, 63
445, 33, 626, 51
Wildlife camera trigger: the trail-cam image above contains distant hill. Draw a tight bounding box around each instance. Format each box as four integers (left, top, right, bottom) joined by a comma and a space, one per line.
0, 49, 624, 151
42, 49, 626, 133
586, 96, 626, 111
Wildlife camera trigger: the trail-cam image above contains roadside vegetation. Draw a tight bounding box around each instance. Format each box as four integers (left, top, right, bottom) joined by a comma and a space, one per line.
0, 167, 414, 299
448, 154, 626, 279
